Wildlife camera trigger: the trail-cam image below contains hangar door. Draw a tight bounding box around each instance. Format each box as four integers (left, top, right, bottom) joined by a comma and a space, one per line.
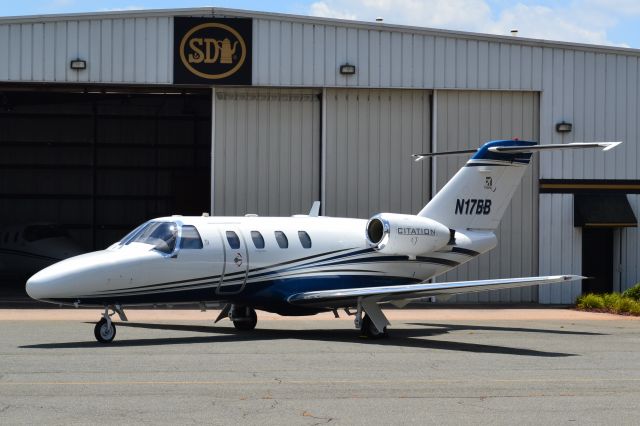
324, 89, 432, 218
213, 88, 321, 216
434, 91, 540, 303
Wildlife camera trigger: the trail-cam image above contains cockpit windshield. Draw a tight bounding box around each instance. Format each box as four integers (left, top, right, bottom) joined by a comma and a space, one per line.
120, 221, 179, 254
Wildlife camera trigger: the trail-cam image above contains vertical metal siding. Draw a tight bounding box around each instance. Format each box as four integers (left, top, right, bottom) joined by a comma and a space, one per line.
323, 89, 430, 218
538, 50, 640, 301
435, 90, 540, 303
250, 18, 542, 91
0, 17, 173, 83
213, 88, 321, 217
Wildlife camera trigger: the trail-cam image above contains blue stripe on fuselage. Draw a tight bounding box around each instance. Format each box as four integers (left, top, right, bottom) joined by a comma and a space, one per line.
45, 274, 420, 310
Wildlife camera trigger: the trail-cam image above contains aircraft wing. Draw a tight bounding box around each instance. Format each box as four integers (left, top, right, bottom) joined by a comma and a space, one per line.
287, 275, 582, 308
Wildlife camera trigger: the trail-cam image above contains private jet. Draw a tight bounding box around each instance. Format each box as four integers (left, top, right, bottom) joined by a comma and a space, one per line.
26, 139, 620, 343
0, 223, 84, 279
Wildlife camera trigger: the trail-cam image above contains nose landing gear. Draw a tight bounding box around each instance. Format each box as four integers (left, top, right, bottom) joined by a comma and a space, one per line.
94, 317, 116, 343
94, 305, 127, 343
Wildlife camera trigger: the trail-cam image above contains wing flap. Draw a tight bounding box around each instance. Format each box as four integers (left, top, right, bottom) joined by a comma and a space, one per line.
287, 275, 582, 308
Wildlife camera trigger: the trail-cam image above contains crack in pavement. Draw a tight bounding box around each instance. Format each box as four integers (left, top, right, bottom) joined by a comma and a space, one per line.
302, 410, 334, 425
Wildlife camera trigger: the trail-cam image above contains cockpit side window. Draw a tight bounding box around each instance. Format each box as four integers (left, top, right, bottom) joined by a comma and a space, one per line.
125, 221, 178, 255
226, 231, 240, 249
179, 225, 203, 249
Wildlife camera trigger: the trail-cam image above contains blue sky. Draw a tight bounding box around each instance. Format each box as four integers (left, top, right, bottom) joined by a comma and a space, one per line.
1, 0, 638, 48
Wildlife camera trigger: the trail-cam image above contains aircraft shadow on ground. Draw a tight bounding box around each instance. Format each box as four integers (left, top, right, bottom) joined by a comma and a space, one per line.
20, 321, 585, 357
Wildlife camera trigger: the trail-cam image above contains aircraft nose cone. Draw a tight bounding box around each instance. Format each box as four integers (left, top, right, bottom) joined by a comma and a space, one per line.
26, 271, 50, 300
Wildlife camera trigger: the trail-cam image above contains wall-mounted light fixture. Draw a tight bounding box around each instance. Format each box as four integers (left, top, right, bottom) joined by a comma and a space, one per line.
556, 121, 572, 133
339, 64, 356, 75
70, 59, 87, 70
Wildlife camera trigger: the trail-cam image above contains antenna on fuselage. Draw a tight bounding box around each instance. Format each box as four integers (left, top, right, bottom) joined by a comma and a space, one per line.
308, 201, 321, 217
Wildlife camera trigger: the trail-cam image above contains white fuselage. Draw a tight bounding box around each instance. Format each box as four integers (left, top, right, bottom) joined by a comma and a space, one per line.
25, 215, 496, 313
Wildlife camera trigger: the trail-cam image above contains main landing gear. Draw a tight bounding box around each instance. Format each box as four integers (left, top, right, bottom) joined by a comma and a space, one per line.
215, 304, 258, 331
94, 305, 127, 343
354, 298, 390, 339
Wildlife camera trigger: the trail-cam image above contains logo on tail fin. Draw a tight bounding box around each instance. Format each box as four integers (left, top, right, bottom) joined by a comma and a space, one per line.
483, 176, 497, 192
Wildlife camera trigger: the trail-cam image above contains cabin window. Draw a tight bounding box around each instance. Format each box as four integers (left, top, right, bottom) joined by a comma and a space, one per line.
3, 233, 8, 244
13, 232, 19, 243
226, 231, 241, 249
251, 231, 265, 249
274, 231, 288, 249
298, 231, 312, 249
23, 224, 69, 242
179, 225, 203, 249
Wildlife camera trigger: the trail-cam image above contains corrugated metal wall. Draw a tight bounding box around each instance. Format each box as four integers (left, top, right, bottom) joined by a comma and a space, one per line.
0, 16, 173, 84
538, 52, 640, 301
252, 18, 544, 91
434, 90, 540, 303
324, 89, 431, 218
213, 88, 321, 216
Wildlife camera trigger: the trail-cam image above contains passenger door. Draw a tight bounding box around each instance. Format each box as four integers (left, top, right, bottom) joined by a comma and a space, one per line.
217, 227, 249, 295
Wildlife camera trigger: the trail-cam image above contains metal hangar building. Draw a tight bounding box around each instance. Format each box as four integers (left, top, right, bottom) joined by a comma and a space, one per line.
0, 7, 638, 304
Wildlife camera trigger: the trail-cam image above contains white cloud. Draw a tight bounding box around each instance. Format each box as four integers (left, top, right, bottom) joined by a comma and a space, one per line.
99, 6, 146, 12
308, 0, 629, 46
585, 0, 640, 15
310, 2, 357, 20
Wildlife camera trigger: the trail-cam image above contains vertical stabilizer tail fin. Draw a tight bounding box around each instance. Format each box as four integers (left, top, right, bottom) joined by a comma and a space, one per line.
415, 140, 621, 230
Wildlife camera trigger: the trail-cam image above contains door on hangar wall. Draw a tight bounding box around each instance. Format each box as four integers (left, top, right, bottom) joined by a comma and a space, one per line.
434, 90, 540, 303
213, 88, 321, 216
324, 89, 432, 218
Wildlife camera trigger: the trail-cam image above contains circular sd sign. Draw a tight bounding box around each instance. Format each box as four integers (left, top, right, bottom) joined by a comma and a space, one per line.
179, 22, 247, 80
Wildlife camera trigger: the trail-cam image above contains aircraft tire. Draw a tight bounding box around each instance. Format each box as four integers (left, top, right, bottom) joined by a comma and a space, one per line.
232, 307, 257, 331
360, 314, 387, 339
94, 318, 116, 343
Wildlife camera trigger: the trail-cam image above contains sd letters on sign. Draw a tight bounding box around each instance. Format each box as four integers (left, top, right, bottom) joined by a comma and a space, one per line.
455, 199, 492, 215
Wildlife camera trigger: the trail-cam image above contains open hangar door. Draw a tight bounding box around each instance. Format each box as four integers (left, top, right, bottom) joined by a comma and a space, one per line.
0, 87, 211, 299
434, 90, 540, 303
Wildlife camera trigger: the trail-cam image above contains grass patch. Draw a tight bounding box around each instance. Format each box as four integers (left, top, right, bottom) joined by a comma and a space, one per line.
622, 283, 640, 301
575, 291, 640, 316
576, 293, 604, 310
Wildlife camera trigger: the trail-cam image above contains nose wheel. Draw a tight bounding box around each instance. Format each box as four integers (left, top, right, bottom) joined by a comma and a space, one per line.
94, 305, 127, 343
94, 318, 116, 343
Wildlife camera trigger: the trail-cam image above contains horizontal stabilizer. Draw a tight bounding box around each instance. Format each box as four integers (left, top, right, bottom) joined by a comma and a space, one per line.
488, 141, 622, 154
287, 275, 583, 308
412, 141, 621, 162
412, 149, 477, 161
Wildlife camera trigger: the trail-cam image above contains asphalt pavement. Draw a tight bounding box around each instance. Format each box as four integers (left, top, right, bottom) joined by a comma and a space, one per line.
0, 309, 639, 425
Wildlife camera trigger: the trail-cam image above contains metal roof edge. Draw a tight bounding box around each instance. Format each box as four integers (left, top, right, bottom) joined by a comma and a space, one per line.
0, 6, 638, 57
0, 7, 215, 22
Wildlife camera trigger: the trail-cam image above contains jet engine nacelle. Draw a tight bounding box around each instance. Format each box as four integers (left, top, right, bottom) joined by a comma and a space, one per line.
365, 213, 451, 256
